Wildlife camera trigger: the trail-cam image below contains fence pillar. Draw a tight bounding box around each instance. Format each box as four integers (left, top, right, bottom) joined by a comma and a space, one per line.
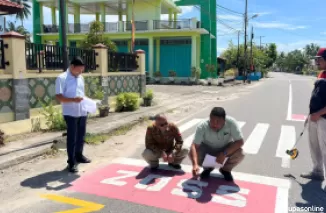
136, 49, 146, 97
1, 32, 30, 121
93, 43, 109, 104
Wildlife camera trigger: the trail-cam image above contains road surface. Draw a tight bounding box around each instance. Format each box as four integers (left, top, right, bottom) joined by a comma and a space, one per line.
1, 72, 324, 213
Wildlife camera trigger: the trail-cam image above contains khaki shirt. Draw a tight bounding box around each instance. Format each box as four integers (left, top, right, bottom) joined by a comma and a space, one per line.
145, 122, 183, 153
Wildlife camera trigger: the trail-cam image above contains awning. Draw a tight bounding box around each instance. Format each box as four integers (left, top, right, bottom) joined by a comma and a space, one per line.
0, 0, 23, 15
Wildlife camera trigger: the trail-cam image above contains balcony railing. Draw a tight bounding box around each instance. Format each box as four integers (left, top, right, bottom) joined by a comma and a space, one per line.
153, 19, 191, 30
41, 19, 200, 34
123, 21, 148, 31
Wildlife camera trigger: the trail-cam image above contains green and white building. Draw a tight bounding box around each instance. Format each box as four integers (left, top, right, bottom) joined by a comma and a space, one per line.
31, 0, 217, 80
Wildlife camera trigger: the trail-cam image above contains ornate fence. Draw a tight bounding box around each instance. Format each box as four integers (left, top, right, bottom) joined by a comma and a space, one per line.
25, 43, 96, 72
107, 51, 138, 72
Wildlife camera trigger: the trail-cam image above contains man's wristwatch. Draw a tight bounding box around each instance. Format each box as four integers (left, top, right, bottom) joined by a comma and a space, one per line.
223, 150, 228, 157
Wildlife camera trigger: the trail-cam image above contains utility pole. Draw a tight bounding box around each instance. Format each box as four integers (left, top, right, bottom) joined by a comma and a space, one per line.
260, 36, 265, 50
59, 0, 68, 71
250, 26, 253, 73
243, 0, 248, 83
237, 31, 240, 67
130, 0, 135, 53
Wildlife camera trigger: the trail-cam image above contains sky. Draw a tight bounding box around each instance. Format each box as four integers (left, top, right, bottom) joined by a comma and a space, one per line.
4, 0, 326, 56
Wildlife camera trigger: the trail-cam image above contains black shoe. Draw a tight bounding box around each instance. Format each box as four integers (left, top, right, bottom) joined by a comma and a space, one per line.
168, 163, 181, 169
68, 164, 78, 173
219, 168, 234, 181
150, 165, 159, 171
76, 155, 91, 164
200, 168, 214, 179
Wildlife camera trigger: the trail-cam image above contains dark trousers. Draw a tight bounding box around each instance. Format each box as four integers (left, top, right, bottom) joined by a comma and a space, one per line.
64, 115, 87, 165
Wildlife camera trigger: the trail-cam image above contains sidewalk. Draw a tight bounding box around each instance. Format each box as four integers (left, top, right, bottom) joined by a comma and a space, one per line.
0, 92, 202, 170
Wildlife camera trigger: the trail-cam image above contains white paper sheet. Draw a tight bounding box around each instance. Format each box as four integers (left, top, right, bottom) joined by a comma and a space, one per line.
81, 97, 97, 114
202, 154, 228, 168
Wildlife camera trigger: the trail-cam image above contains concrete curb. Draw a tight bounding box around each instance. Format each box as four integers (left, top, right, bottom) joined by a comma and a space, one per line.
0, 94, 203, 170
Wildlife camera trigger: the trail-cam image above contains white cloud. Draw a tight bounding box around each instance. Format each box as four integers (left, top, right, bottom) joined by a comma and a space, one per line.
217, 14, 242, 21
276, 40, 326, 53
252, 21, 307, 30
321, 32, 326, 35
161, 6, 194, 20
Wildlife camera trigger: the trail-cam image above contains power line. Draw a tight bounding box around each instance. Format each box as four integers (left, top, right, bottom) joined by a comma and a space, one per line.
216, 4, 244, 15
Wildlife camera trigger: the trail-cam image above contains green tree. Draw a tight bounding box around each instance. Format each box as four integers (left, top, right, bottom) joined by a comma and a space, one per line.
304, 43, 320, 58
10, 0, 31, 26
80, 21, 117, 51
5, 21, 31, 42
221, 40, 274, 72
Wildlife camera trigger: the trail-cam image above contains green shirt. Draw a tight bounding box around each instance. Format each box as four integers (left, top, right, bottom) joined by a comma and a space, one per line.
193, 116, 243, 149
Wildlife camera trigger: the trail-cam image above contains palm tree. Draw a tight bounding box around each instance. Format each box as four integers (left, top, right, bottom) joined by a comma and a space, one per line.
6, 21, 31, 42
10, 0, 31, 26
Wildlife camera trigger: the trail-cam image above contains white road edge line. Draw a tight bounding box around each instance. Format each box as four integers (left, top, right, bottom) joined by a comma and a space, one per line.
243, 123, 269, 154
276, 125, 296, 168
112, 157, 291, 189
287, 80, 292, 121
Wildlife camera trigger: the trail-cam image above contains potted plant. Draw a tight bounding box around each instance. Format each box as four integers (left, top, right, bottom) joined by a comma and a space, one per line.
189, 67, 201, 84
206, 64, 216, 85
93, 88, 109, 117
154, 71, 161, 83
143, 89, 153, 106
168, 70, 176, 83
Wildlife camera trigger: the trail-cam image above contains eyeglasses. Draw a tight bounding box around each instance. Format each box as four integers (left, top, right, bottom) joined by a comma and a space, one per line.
159, 122, 168, 127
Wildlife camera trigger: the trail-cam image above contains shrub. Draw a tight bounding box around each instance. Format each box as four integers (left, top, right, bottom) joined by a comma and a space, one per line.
40, 101, 66, 131
115, 92, 140, 112
224, 69, 235, 76
144, 89, 153, 100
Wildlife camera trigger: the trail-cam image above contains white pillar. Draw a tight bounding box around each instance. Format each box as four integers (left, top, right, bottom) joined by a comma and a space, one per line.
149, 37, 154, 77
191, 35, 197, 67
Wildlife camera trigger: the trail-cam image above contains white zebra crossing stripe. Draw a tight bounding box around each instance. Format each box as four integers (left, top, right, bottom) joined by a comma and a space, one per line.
238, 121, 246, 129
178, 119, 202, 133
183, 133, 195, 148
276, 125, 296, 159
243, 123, 270, 154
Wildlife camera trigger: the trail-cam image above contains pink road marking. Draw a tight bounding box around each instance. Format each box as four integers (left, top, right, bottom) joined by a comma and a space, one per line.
291, 114, 307, 121
69, 164, 277, 213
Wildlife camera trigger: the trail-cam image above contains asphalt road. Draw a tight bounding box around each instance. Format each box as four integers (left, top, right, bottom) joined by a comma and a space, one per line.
2, 72, 325, 213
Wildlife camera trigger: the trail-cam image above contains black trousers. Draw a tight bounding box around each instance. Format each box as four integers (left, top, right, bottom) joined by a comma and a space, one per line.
64, 115, 87, 165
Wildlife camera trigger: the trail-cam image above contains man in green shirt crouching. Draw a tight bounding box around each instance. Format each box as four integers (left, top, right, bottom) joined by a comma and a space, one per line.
189, 107, 245, 181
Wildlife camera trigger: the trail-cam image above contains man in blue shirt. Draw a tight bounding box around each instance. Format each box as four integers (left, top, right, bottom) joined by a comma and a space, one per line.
55, 57, 91, 173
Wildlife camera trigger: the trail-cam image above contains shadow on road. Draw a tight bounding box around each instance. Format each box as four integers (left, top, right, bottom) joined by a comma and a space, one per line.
20, 168, 80, 191
134, 166, 239, 204
295, 180, 326, 211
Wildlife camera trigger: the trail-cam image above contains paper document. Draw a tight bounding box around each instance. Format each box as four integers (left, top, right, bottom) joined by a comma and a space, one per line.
81, 97, 97, 114
202, 154, 228, 168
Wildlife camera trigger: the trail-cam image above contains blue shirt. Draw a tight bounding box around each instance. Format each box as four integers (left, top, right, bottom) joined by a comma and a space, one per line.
310, 79, 326, 119
55, 69, 87, 117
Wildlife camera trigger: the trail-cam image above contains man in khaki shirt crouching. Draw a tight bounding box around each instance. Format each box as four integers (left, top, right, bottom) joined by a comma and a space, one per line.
189, 107, 245, 181
142, 114, 189, 170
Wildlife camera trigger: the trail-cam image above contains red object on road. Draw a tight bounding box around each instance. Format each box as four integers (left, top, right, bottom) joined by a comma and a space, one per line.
69, 161, 288, 213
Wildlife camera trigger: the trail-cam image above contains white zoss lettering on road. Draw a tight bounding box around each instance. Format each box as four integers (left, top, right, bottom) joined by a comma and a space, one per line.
101, 170, 138, 186
135, 174, 172, 191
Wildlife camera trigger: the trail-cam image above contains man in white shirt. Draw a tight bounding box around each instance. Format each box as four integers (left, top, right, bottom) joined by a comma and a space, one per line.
55, 57, 91, 173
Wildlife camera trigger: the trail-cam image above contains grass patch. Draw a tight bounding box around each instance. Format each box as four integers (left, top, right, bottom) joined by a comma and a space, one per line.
84, 116, 150, 145
85, 133, 110, 145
